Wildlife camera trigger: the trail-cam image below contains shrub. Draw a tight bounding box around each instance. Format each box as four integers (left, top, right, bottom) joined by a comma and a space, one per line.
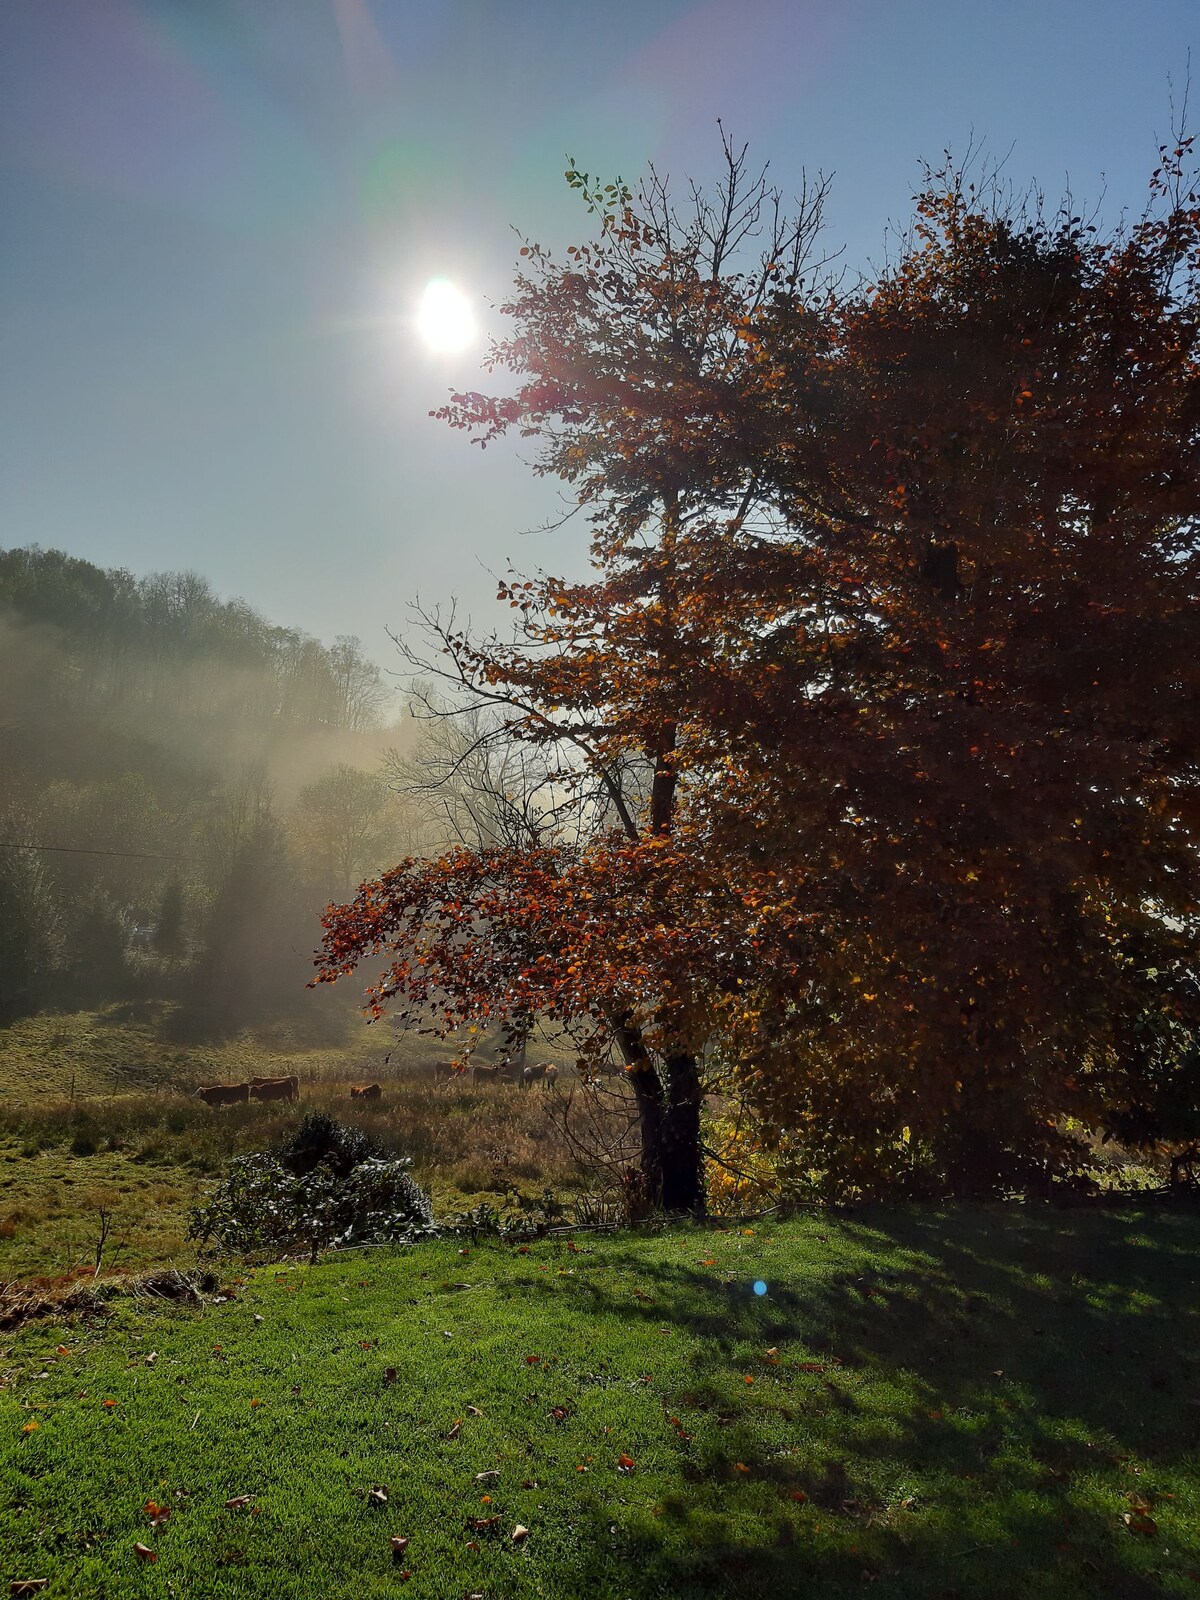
277, 1111, 376, 1179
446, 1184, 567, 1242
188, 1116, 435, 1262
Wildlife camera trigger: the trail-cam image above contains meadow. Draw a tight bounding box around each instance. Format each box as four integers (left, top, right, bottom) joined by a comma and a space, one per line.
0, 1005, 630, 1287
2, 1211, 1198, 1598
1, 1007, 1197, 1597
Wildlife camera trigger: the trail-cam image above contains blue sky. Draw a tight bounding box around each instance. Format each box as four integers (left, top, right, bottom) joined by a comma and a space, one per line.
2, 0, 1197, 662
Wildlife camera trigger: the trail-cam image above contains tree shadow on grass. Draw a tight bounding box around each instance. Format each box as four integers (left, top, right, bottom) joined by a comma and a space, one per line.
508, 1209, 1200, 1598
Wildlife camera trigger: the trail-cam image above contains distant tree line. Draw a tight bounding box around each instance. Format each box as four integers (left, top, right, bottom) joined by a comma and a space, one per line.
0, 546, 412, 1035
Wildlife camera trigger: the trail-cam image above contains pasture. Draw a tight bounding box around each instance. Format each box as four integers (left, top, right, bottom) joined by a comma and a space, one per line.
0, 1006, 624, 1286
2, 1211, 1198, 1598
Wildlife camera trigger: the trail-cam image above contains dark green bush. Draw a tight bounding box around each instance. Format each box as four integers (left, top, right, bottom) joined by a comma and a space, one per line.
188, 1116, 435, 1262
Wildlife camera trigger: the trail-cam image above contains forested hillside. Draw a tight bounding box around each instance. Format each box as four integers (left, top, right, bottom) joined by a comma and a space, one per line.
0, 546, 413, 1034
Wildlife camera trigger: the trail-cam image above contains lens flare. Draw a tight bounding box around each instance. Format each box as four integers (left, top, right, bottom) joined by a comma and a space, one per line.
417, 278, 475, 354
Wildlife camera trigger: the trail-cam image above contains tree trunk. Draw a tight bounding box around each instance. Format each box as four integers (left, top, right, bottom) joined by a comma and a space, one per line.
662, 1052, 704, 1214
612, 1013, 666, 1195
611, 1013, 704, 1216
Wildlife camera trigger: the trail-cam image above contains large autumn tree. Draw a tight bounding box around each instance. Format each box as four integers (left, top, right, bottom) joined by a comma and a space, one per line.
316, 138, 1200, 1206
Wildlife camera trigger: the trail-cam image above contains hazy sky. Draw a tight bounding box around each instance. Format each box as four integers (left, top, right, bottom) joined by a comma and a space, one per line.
2, 0, 1197, 666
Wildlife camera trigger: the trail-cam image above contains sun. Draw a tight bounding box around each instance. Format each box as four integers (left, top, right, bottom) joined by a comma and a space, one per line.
416, 278, 476, 354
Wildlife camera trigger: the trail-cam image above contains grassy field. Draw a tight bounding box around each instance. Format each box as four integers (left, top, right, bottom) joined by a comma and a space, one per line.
1, 1210, 1197, 1598
0, 1005, 390, 1104
0, 1007, 625, 1284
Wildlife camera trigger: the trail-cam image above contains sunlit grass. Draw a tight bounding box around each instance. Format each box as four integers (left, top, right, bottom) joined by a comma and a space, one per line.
1, 1212, 1197, 1597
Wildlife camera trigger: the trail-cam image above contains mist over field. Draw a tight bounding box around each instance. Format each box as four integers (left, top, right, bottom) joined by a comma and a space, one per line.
0, 544, 421, 1038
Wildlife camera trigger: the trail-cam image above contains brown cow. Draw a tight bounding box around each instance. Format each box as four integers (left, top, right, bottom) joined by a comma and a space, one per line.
432, 1061, 459, 1083
196, 1082, 250, 1107
249, 1075, 299, 1103
472, 1064, 514, 1086
350, 1082, 382, 1101
520, 1062, 561, 1090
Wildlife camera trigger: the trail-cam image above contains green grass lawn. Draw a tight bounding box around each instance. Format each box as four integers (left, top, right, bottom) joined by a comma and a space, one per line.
2, 1210, 1198, 1598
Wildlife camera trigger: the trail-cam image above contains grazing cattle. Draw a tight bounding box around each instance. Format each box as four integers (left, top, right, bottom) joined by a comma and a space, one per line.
350, 1082, 382, 1101
432, 1061, 459, 1083
249, 1075, 299, 1103
471, 1064, 513, 1086
195, 1082, 250, 1107
521, 1063, 559, 1090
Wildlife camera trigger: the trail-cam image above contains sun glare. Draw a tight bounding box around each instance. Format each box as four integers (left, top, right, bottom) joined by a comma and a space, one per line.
417, 278, 476, 354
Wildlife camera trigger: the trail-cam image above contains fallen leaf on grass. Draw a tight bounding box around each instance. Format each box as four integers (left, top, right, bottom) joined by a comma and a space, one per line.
744, 1375, 754, 1386
390, 1536, 410, 1557
475, 1471, 500, 1483
144, 1501, 171, 1528
10, 1583, 49, 1596
1123, 1512, 1158, 1536
512, 1524, 529, 1542
445, 1420, 462, 1440
55, 1345, 69, 1356
524, 1355, 542, 1366
521, 1479, 537, 1490
383, 1368, 397, 1386
368, 1485, 389, 1506
466, 1405, 484, 1416
144, 1352, 157, 1367
133, 1543, 156, 1563
789, 1490, 808, 1503
21, 1421, 38, 1435
735, 1462, 751, 1474
466, 1515, 502, 1534
225, 1495, 254, 1510
699, 1258, 717, 1267
617, 1454, 635, 1473
550, 1406, 569, 1422
102, 1400, 117, 1410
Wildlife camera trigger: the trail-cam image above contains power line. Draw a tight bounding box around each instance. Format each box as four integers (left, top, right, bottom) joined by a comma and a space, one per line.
0, 840, 232, 865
